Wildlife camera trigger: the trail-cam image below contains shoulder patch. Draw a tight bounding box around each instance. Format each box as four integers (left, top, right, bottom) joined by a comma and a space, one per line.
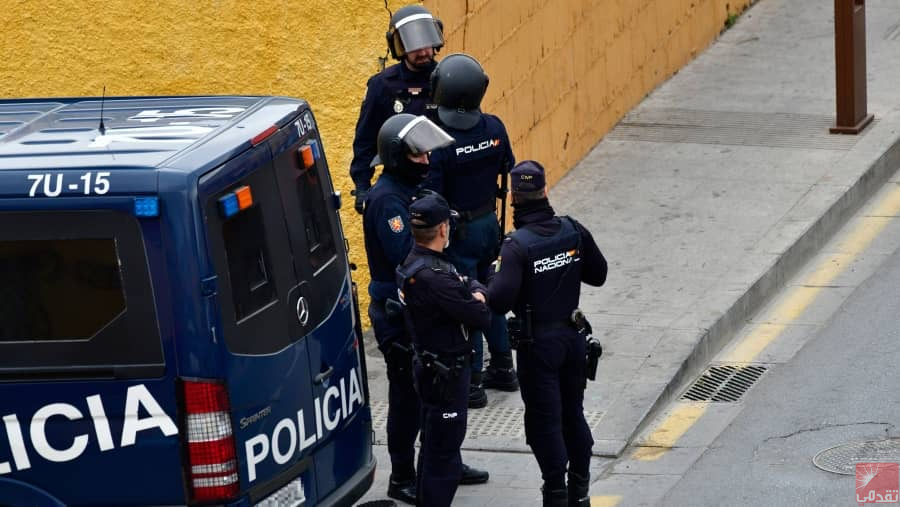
388, 215, 405, 233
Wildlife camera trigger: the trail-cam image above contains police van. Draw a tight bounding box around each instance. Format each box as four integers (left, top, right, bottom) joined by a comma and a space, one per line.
0, 96, 374, 506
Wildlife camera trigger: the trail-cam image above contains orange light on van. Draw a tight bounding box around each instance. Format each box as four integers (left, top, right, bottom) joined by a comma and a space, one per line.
299, 144, 315, 169
234, 186, 253, 210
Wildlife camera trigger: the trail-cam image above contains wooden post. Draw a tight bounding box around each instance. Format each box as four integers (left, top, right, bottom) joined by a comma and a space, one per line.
831, 0, 873, 134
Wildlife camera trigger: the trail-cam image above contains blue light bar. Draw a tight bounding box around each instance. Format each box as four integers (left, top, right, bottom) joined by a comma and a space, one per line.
218, 193, 240, 218
134, 197, 160, 217
309, 139, 321, 160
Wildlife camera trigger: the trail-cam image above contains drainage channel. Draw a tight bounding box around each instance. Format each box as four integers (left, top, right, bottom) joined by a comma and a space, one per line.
679, 364, 769, 403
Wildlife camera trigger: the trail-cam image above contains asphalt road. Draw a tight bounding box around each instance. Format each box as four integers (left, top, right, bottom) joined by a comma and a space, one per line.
659, 243, 900, 505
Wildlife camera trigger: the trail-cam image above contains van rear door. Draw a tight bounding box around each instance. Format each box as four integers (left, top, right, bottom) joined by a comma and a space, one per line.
268, 109, 370, 500
199, 146, 320, 503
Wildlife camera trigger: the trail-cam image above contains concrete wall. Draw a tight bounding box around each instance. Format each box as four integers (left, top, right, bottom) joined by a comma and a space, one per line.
0, 0, 751, 327
428, 0, 753, 187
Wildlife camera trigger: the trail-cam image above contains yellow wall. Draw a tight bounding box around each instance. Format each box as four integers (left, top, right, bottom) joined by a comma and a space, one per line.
0, 0, 751, 328
428, 0, 753, 187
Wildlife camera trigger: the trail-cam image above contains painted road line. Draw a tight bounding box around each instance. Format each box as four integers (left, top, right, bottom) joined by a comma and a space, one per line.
590, 495, 622, 506
721, 196, 900, 364
632, 404, 708, 461
632, 181, 900, 463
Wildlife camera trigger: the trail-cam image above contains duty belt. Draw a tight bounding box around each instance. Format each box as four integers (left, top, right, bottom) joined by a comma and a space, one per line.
457, 201, 495, 222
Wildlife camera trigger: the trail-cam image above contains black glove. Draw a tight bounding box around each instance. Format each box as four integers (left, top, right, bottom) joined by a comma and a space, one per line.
351, 188, 369, 215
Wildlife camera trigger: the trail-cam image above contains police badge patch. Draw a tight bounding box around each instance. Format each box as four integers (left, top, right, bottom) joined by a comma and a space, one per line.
388, 216, 404, 233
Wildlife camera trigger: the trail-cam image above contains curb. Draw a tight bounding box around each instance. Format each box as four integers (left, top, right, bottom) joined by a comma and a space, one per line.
622, 129, 900, 453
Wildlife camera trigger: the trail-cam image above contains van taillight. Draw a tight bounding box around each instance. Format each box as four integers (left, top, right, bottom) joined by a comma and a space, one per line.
181, 380, 239, 504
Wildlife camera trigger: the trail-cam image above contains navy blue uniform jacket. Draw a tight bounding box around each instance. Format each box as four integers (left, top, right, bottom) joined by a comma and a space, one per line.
350, 62, 436, 190
363, 173, 416, 300
401, 245, 492, 354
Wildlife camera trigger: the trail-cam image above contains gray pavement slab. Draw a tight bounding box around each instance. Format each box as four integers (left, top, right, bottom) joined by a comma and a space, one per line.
357, 0, 900, 503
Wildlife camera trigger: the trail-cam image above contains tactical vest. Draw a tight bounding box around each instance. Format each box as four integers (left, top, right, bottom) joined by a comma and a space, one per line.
395, 255, 471, 356
509, 217, 583, 323
440, 115, 508, 213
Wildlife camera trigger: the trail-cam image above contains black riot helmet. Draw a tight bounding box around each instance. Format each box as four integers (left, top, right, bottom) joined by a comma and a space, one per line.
370, 114, 454, 170
386, 5, 444, 60
430, 53, 489, 130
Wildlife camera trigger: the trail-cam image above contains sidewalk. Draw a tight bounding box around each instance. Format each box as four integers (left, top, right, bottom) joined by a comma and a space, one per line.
357, 0, 900, 504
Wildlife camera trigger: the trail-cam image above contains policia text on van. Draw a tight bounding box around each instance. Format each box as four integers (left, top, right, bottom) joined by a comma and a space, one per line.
0, 96, 374, 506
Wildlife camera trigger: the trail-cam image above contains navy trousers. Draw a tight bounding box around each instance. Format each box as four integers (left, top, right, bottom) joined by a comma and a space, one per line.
516, 329, 593, 486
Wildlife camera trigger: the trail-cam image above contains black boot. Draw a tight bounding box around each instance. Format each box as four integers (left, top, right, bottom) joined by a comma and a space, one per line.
459, 463, 490, 485
386, 475, 416, 505
483, 365, 519, 391
567, 471, 590, 507
468, 371, 488, 408
542, 486, 568, 507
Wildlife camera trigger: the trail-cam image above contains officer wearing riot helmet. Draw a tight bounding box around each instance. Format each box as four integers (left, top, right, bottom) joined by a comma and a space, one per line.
486, 161, 608, 507
424, 53, 518, 408
350, 4, 444, 214
361, 113, 454, 504
396, 192, 491, 506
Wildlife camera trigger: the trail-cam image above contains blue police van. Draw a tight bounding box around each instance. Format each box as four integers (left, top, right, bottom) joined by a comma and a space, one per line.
0, 96, 374, 506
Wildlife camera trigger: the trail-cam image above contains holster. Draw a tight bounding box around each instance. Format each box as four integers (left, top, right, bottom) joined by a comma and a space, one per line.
418, 349, 469, 402
572, 309, 602, 381
384, 298, 404, 326
507, 305, 534, 350
384, 341, 414, 376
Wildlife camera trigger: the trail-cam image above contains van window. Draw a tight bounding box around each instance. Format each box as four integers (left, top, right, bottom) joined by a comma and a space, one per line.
222, 206, 277, 321
0, 239, 125, 341
204, 155, 301, 356
0, 210, 163, 379
296, 164, 337, 273
270, 133, 347, 332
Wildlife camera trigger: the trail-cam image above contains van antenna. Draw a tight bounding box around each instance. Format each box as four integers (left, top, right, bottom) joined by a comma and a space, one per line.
98, 86, 107, 135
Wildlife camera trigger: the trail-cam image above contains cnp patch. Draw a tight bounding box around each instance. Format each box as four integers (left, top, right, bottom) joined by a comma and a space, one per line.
388, 215, 405, 233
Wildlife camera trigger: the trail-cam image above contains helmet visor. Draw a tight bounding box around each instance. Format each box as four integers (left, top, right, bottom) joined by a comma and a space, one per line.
396, 15, 444, 54
399, 116, 454, 155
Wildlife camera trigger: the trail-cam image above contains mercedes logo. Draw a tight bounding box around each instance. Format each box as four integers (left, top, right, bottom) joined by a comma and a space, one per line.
297, 296, 310, 326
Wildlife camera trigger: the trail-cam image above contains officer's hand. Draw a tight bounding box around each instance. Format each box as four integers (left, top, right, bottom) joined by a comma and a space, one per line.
472, 291, 486, 303
351, 188, 369, 215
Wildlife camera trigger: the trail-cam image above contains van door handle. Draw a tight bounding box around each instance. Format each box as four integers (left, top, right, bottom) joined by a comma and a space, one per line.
314, 366, 334, 384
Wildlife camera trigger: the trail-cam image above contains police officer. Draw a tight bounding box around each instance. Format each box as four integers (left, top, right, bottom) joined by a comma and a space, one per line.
350, 4, 444, 214
362, 113, 454, 504
425, 53, 518, 408
486, 161, 608, 507
397, 192, 491, 506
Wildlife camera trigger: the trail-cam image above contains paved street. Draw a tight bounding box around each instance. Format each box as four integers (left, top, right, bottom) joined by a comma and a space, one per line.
594, 170, 900, 506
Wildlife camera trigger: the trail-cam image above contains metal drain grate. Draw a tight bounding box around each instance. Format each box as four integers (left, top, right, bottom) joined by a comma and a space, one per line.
608, 108, 865, 150
680, 364, 767, 402
369, 401, 605, 438
814, 439, 900, 475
